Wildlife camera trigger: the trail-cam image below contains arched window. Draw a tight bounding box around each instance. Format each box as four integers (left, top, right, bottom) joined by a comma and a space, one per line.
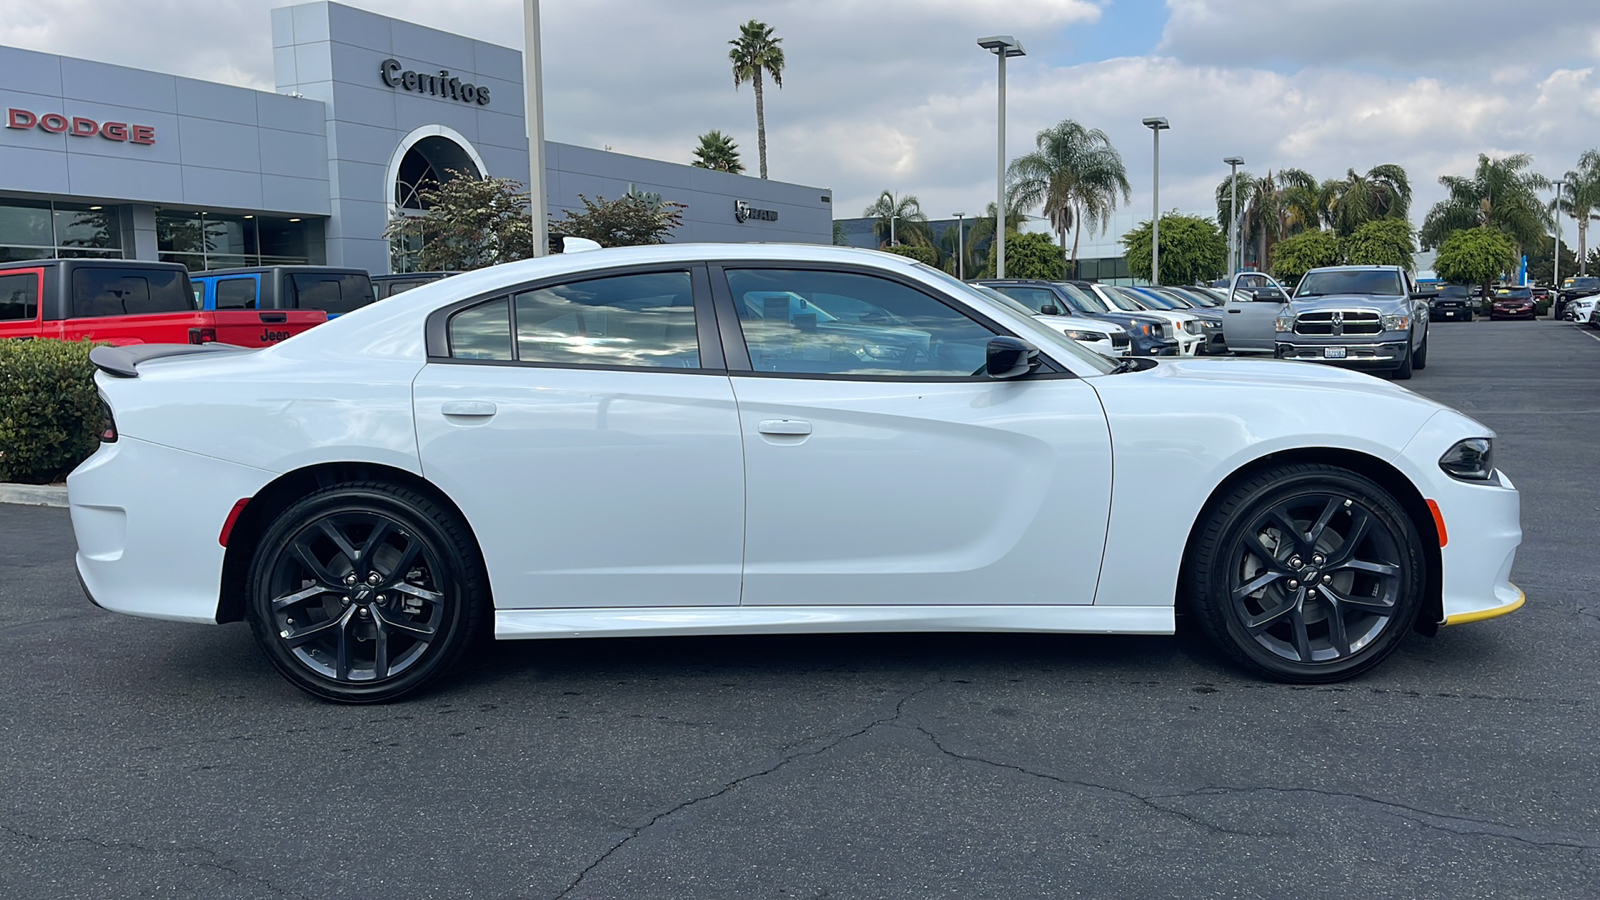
394, 136, 483, 210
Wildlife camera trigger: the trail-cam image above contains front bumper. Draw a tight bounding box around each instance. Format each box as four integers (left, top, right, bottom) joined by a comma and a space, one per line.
68, 436, 275, 624
1274, 338, 1409, 370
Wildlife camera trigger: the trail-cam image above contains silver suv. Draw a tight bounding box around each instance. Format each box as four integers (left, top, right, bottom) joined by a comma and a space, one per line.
1229, 266, 1429, 379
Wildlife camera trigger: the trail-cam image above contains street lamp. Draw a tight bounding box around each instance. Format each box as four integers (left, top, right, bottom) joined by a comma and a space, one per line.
522, 0, 549, 256
953, 212, 966, 281
979, 35, 1025, 278
1142, 117, 1170, 285
1553, 179, 1566, 318
1224, 156, 1244, 274
890, 213, 900, 246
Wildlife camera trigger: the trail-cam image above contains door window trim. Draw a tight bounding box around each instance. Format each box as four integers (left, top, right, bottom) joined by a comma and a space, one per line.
706, 260, 1069, 382
424, 262, 726, 374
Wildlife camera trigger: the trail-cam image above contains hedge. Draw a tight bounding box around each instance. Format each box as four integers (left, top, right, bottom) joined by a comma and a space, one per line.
0, 339, 104, 484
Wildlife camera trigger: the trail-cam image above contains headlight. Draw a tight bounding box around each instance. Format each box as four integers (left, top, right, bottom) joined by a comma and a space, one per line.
1275, 315, 1293, 333
1439, 438, 1494, 481
1062, 329, 1106, 342
1383, 314, 1410, 331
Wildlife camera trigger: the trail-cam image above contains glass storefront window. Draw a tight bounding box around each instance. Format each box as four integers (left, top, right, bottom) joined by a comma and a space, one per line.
1, 198, 123, 261
54, 203, 121, 250
155, 211, 315, 271
0, 199, 54, 247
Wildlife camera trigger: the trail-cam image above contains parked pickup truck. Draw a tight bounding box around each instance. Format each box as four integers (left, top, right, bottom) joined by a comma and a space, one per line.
193, 266, 375, 318
0, 259, 326, 346
1225, 265, 1429, 380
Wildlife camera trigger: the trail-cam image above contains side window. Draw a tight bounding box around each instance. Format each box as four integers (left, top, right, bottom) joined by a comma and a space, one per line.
70, 267, 191, 317
994, 286, 1057, 313
214, 277, 257, 310
289, 274, 374, 315
0, 273, 39, 322
513, 271, 699, 368
726, 269, 996, 377
448, 297, 513, 360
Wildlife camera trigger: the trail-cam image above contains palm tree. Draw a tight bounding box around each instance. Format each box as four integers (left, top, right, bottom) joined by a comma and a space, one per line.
965, 199, 1027, 275
1554, 149, 1600, 275
729, 20, 784, 180
1006, 120, 1131, 265
1324, 164, 1412, 236
862, 191, 931, 247
690, 130, 745, 174
1421, 153, 1551, 254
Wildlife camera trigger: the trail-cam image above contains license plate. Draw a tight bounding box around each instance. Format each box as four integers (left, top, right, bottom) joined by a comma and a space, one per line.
1324, 347, 1347, 359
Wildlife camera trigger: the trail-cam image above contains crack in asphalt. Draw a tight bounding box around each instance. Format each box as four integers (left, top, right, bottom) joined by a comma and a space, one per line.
548, 676, 945, 900
0, 822, 312, 899
1141, 787, 1600, 852
909, 725, 1275, 838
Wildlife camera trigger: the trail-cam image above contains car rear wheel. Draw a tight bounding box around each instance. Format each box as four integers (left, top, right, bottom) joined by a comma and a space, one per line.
246, 482, 486, 703
1185, 464, 1425, 682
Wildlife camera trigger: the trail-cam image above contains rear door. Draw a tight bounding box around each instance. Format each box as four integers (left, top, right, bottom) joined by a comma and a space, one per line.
715, 263, 1112, 609
412, 264, 746, 610
0, 268, 44, 339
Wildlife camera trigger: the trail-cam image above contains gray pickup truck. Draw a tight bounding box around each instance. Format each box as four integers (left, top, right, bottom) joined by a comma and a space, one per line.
1224, 265, 1430, 379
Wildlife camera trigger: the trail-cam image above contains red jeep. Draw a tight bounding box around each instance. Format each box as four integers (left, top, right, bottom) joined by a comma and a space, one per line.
0, 259, 326, 346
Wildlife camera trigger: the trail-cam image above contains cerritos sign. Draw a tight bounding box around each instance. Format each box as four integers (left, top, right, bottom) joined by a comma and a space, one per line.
379, 58, 492, 106
6, 109, 155, 145
734, 200, 778, 223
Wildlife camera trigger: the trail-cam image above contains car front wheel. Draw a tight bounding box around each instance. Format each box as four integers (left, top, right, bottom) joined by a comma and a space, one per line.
1186, 464, 1425, 682
246, 482, 486, 703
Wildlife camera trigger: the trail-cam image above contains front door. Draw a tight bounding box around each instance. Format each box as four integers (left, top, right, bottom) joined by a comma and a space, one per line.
1224, 272, 1289, 352
714, 265, 1112, 608
413, 266, 745, 609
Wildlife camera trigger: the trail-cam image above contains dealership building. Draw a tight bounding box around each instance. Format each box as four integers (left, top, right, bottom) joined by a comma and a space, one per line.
0, 1, 832, 274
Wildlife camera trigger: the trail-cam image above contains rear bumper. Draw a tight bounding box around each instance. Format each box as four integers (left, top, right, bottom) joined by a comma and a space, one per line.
67, 436, 274, 624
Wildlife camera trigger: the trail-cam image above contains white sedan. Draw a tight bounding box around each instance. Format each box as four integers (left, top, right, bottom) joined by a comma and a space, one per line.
71, 244, 1524, 702
1081, 283, 1206, 356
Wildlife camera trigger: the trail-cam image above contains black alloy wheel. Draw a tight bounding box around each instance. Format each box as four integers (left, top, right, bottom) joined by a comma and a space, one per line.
1187, 464, 1425, 682
246, 482, 485, 703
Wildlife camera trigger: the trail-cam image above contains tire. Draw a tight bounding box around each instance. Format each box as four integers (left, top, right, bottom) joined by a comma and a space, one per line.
1464, 311, 1472, 322
1413, 331, 1428, 370
1391, 338, 1413, 379
246, 482, 487, 703
1185, 464, 1425, 683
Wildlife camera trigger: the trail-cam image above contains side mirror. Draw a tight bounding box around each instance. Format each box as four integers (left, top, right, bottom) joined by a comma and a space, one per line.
986, 336, 1039, 379
1040, 304, 1061, 316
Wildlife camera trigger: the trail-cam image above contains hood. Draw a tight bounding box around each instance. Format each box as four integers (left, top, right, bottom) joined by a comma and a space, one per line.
1290, 293, 1407, 312
1115, 356, 1437, 403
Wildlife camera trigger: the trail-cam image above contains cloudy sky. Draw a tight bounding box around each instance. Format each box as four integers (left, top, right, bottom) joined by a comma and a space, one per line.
4, 0, 1598, 252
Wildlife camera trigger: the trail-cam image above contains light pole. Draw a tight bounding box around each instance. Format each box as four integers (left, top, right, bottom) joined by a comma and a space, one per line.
953, 212, 966, 281
979, 36, 1025, 278
1142, 117, 1169, 284
1553, 179, 1566, 318
1224, 156, 1244, 274
890, 214, 899, 246
522, 0, 549, 256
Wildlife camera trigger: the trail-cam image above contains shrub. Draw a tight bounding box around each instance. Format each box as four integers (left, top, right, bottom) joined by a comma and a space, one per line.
0, 339, 103, 484
883, 242, 938, 265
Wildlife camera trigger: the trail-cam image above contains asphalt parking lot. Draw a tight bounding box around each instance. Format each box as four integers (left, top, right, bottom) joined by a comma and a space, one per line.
2, 319, 1597, 899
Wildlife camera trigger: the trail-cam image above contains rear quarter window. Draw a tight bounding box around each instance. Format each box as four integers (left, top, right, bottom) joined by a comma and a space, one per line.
214, 277, 258, 310
71, 267, 194, 317
0, 272, 40, 322
289, 273, 375, 315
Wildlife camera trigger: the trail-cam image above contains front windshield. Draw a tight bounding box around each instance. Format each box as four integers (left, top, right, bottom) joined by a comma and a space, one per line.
974, 285, 1047, 318
1296, 269, 1406, 298
1056, 282, 1109, 313
1095, 285, 1142, 312
1129, 288, 1179, 310
1171, 287, 1219, 308
914, 265, 1116, 374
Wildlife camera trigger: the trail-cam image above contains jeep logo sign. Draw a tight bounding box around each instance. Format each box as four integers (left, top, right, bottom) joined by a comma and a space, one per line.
735, 200, 778, 223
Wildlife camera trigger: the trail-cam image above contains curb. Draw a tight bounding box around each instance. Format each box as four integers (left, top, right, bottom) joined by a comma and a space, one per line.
0, 483, 68, 508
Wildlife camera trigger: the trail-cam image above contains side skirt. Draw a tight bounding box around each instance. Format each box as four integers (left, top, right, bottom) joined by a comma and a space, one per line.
494, 605, 1176, 640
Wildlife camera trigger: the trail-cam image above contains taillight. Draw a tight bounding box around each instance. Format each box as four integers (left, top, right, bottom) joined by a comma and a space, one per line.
99, 396, 118, 443
188, 327, 217, 344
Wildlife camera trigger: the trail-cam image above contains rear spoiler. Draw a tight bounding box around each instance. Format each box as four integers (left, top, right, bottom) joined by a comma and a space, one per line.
90, 343, 255, 378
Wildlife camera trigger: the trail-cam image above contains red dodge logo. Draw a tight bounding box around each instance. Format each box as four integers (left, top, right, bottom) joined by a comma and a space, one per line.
7, 109, 156, 145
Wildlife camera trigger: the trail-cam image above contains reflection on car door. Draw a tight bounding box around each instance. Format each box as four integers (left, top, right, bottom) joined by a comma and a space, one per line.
714, 265, 1113, 608
412, 266, 745, 609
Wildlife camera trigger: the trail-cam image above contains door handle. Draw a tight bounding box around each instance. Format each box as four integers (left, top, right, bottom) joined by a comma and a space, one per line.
1227, 308, 1242, 313
758, 419, 812, 436
441, 400, 497, 417
259, 312, 287, 323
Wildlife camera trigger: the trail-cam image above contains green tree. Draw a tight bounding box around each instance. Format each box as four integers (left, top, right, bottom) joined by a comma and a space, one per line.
1006, 119, 1131, 265
1323, 164, 1412, 237
1526, 236, 1578, 287
1554, 149, 1600, 275
1270, 230, 1345, 286
1121, 213, 1227, 285
1420, 153, 1550, 254
1344, 218, 1416, 269
383, 170, 533, 271
832, 221, 850, 246
1434, 228, 1518, 297
729, 20, 784, 180
550, 193, 685, 248
691, 130, 744, 174
883, 243, 938, 265
862, 190, 931, 248
965, 199, 1026, 273
980, 231, 1065, 280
